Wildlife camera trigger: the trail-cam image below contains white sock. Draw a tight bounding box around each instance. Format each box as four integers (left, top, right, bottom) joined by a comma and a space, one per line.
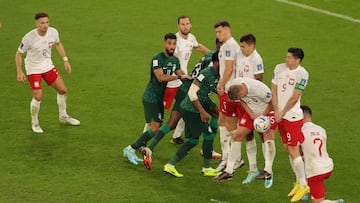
225, 141, 242, 174
293, 156, 307, 188
320, 200, 338, 203
219, 126, 230, 160
57, 93, 68, 117
264, 140, 276, 174
30, 98, 41, 123
262, 142, 266, 160
172, 118, 185, 139
246, 138, 257, 172
289, 155, 299, 183
143, 123, 150, 133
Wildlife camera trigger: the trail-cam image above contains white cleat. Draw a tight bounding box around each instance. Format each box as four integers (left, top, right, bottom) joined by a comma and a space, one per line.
32, 124, 44, 133
59, 116, 80, 126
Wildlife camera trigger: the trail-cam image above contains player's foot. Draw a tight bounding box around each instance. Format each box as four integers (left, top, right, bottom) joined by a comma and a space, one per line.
336, 199, 345, 203
140, 147, 152, 170
31, 123, 43, 133
163, 164, 183, 177
214, 160, 227, 173
123, 146, 142, 165
214, 171, 233, 182
301, 193, 309, 201
290, 185, 310, 202
234, 159, 245, 170
200, 149, 222, 159
242, 170, 260, 184
170, 137, 184, 144
255, 170, 273, 188
288, 182, 300, 197
59, 115, 80, 126
202, 167, 222, 177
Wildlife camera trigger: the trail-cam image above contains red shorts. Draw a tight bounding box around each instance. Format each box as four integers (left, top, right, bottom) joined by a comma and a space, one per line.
219, 93, 243, 117
28, 67, 59, 90
308, 171, 332, 199
163, 87, 178, 110
239, 111, 277, 131
278, 119, 304, 146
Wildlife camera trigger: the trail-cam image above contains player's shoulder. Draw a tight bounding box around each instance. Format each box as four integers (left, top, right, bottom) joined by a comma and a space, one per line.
250, 50, 263, 61
23, 28, 37, 39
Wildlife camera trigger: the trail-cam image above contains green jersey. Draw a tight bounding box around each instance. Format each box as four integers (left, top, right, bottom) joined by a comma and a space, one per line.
143, 52, 180, 103
180, 66, 219, 113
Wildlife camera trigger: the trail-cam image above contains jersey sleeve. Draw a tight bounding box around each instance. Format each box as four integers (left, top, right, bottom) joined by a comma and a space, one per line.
271, 64, 280, 85
151, 55, 163, 70
251, 55, 264, 74
18, 35, 30, 53
223, 43, 237, 61
295, 69, 309, 91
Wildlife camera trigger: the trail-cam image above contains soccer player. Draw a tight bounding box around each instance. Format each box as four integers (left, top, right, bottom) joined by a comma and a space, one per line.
236, 33, 266, 184
123, 33, 192, 165
300, 105, 344, 203
214, 78, 276, 188
271, 48, 309, 202
15, 12, 80, 133
213, 20, 244, 174
163, 53, 221, 177
167, 15, 210, 144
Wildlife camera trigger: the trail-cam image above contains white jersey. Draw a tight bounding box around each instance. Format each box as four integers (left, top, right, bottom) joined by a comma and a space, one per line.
272, 63, 309, 121
229, 78, 272, 115
218, 37, 241, 92
18, 27, 59, 75
301, 122, 334, 178
167, 32, 199, 88
236, 49, 264, 79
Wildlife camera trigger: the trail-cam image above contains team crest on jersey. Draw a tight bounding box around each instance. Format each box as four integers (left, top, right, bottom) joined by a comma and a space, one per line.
225, 50, 231, 57
257, 64, 263, 71
48, 41, 54, 48
288, 78, 295, 85
244, 65, 249, 72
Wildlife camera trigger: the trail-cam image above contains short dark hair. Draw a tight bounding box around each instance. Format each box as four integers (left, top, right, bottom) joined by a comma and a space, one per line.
212, 51, 219, 63
214, 20, 231, 29
164, 32, 176, 41
178, 15, 190, 24
240, 33, 256, 45
35, 12, 49, 20
288, 47, 304, 62
300, 105, 312, 116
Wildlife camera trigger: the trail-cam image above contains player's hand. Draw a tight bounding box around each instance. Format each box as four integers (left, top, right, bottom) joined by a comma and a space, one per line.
216, 84, 224, 96
200, 110, 209, 123
64, 61, 72, 74
274, 111, 283, 122
17, 71, 26, 83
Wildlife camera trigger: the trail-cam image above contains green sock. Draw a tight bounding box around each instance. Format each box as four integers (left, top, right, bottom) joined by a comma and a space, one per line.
209, 117, 218, 135
168, 139, 198, 165
148, 124, 170, 151
202, 134, 214, 168
130, 129, 154, 149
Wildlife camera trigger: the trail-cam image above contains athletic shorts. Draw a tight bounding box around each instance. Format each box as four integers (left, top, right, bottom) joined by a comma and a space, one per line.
172, 88, 187, 112
219, 93, 241, 117
27, 67, 59, 90
239, 111, 277, 131
142, 100, 164, 123
181, 109, 213, 139
163, 87, 178, 110
308, 171, 332, 199
278, 119, 304, 146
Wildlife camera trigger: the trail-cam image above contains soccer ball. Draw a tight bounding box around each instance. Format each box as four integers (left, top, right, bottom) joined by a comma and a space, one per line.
253, 115, 271, 133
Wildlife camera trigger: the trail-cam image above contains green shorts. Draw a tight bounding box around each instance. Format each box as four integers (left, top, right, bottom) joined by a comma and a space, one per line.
172, 88, 187, 112
180, 108, 213, 139
142, 100, 164, 123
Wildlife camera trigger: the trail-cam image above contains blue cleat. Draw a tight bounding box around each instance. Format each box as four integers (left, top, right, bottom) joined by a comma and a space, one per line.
264, 172, 273, 189
242, 170, 260, 184
123, 146, 142, 165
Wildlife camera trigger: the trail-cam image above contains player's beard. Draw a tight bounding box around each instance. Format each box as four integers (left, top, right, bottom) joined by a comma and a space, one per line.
166, 48, 175, 56
181, 30, 190, 36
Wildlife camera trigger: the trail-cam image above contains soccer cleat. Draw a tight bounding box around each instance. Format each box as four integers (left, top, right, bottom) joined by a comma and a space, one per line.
264, 172, 273, 189
200, 149, 222, 159
213, 171, 233, 182
288, 182, 300, 197
214, 160, 227, 173
141, 147, 152, 170
59, 116, 80, 126
291, 185, 310, 202
170, 137, 184, 144
301, 193, 309, 201
242, 170, 260, 184
32, 124, 44, 133
123, 147, 142, 165
163, 164, 183, 177
337, 199, 345, 203
234, 159, 245, 170
202, 167, 222, 177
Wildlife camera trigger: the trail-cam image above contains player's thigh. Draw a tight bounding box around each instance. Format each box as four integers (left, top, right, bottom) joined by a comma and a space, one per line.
142, 101, 164, 123
181, 110, 207, 139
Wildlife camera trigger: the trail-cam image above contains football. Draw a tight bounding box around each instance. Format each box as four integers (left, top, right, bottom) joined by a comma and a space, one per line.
253, 115, 271, 133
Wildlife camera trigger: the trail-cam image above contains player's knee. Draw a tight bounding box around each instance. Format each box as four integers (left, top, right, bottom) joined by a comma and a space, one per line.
203, 133, 215, 141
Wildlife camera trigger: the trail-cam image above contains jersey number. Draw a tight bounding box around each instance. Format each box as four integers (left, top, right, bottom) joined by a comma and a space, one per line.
313, 138, 323, 157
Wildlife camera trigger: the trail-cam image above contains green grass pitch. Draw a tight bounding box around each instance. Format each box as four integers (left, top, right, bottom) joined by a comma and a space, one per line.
0, 0, 359, 202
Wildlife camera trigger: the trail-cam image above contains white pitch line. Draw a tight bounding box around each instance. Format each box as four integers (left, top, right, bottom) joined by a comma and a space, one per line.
276, 0, 360, 24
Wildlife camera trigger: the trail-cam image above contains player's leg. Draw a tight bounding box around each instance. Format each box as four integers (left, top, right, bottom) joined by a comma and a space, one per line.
48, 68, 80, 125
28, 74, 43, 133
